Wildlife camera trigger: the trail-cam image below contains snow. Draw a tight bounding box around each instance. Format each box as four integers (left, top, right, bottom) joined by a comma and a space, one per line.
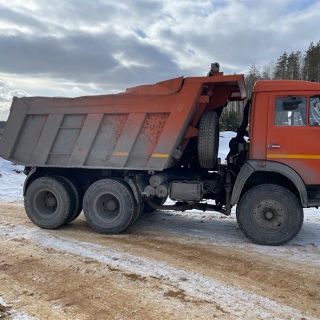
0, 159, 24, 202
218, 130, 235, 159
0, 297, 33, 320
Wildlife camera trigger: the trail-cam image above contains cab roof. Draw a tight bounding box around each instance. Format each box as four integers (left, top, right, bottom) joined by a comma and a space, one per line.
253, 80, 320, 93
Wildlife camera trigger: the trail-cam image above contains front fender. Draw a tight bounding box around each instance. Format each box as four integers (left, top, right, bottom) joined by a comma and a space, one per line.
230, 160, 308, 207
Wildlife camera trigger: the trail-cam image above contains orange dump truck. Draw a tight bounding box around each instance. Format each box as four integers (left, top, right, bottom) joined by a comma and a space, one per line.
1, 64, 320, 245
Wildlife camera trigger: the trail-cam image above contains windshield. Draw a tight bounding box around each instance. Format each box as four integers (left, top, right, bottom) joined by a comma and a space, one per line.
309, 96, 320, 126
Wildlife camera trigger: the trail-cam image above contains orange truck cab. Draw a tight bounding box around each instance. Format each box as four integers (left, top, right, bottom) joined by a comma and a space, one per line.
251, 80, 320, 186
229, 79, 320, 245
1, 64, 319, 246
234, 80, 320, 203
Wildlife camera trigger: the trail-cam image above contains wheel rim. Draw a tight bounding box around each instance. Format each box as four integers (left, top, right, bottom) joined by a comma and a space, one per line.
34, 190, 58, 216
94, 193, 121, 223
251, 199, 288, 233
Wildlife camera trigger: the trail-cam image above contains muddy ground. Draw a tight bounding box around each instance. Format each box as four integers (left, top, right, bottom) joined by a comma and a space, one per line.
0, 203, 319, 319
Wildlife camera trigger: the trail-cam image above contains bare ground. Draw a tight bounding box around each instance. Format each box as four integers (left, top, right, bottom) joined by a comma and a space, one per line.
0, 203, 319, 319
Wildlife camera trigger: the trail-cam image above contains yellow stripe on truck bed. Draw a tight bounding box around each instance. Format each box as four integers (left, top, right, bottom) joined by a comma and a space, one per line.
152, 153, 169, 158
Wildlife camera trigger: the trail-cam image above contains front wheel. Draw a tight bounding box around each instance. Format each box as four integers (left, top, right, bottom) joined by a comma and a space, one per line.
236, 184, 304, 245
83, 178, 136, 234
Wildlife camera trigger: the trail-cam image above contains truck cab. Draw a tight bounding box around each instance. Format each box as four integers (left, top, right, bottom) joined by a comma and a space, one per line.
230, 80, 320, 245
251, 80, 320, 185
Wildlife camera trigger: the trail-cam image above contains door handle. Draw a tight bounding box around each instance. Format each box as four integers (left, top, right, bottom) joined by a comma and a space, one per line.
268, 144, 281, 149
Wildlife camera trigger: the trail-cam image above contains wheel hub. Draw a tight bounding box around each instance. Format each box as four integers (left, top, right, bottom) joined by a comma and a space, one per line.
265, 211, 274, 220
44, 192, 57, 210
105, 199, 117, 211
253, 200, 286, 231
99, 194, 120, 221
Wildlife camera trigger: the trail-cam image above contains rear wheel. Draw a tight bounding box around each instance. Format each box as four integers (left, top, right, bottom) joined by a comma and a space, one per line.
55, 176, 83, 223
83, 178, 136, 234
198, 111, 219, 169
236, 184, 304, 245
110, 177, 141, 226
24, 176, 72, 229
129, 202, 143, 225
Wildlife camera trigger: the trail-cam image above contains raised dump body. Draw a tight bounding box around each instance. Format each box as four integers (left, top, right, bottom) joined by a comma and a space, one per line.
0, 74, 245, 171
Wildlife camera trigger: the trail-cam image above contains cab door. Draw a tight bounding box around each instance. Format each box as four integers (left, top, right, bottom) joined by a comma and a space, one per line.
266, 95, 320, 185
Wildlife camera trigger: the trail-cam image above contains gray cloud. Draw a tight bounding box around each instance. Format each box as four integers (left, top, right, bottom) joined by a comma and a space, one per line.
0, 4, 48, 32
0, 33, 117, 76
0, 0, 181, 91
0, 0, 319, 114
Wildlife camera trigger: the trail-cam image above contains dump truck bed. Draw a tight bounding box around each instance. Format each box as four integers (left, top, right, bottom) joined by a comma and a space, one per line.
0, 74, 245, 171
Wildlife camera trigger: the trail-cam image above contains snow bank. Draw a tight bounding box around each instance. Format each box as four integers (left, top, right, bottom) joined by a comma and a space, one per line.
0, 159, 24, 202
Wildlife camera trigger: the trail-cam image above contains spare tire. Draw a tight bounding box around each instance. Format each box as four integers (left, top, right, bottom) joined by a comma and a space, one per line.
198, 111, 219, 168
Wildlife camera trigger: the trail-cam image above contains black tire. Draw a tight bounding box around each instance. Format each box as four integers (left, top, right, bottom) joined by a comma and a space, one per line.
24, 176, 73, 229
110, 177, 140, 226
55, 176, 83, 223
129, 202, 143, 226
198, 111, 219, 169
83, 178, 136, 234
236, 184, 304, 245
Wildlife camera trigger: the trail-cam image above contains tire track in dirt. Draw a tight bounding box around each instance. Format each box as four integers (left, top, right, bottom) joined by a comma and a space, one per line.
45, 225, 320, 319
0, 239, 179, 320
0, 232, 313, 317
55, 210, 320, 318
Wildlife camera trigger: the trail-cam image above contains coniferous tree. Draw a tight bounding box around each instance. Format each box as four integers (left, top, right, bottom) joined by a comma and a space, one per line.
219, 109, 242, 132
274, 52, 288, 79
286, 51, 302, 80
303, 41, 320, 81
245, 64, 261, 98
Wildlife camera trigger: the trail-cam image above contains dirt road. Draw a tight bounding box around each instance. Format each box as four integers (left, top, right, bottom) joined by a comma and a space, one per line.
0, 203, 319, 319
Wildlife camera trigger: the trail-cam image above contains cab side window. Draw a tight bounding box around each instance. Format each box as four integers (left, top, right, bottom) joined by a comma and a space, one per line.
309, 96, 320, 126
274, 97, 306, 126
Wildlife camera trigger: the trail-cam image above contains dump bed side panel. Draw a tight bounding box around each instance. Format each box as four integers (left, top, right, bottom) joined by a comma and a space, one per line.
0, 74, 245, 171
0, 81, 203, 170
0, 106, 178, 171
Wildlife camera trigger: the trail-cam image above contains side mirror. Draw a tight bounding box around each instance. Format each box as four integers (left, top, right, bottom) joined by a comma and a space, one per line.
283, 96, 303, 110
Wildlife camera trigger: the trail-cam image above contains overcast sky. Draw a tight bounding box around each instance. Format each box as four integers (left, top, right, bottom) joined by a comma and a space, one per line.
0, 0, 320, 120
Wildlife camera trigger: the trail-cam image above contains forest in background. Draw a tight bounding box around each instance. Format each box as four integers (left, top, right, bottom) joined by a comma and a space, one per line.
220, 40, 320, 131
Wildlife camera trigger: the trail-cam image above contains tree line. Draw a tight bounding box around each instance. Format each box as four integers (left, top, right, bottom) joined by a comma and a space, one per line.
220, 40, 320, 131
